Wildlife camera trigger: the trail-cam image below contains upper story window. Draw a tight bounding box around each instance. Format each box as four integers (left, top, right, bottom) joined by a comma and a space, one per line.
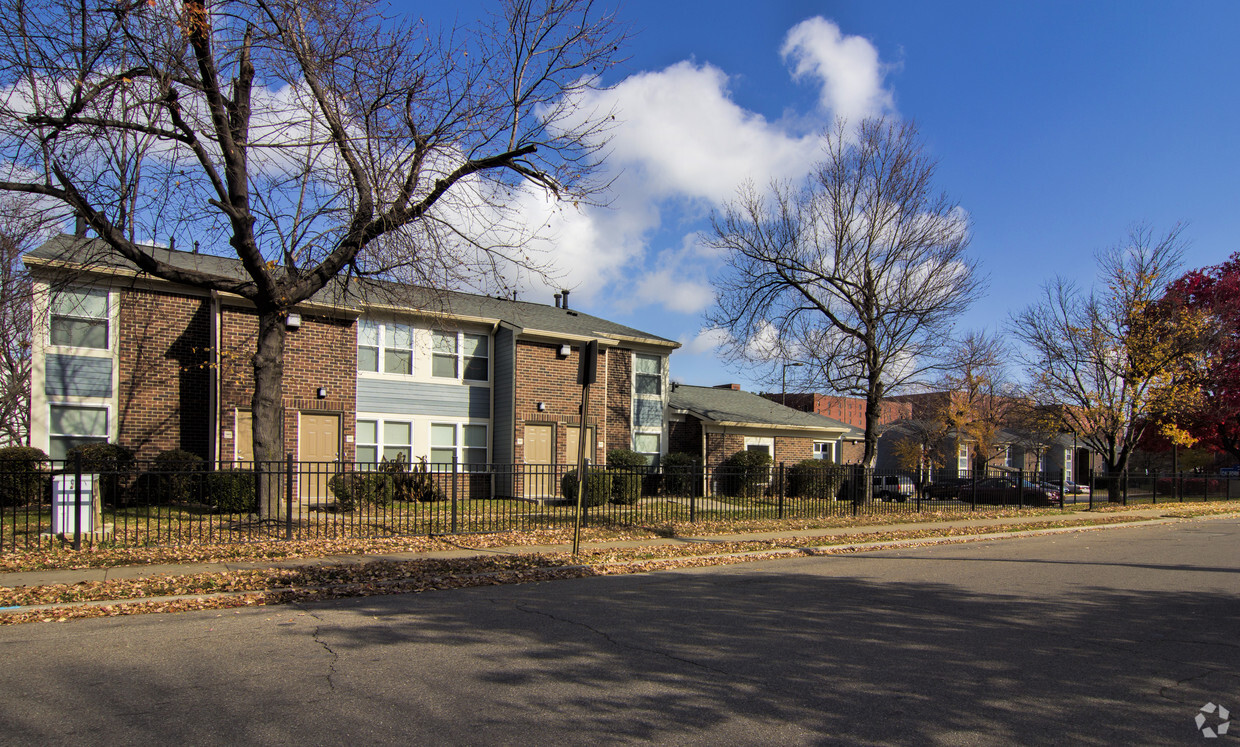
51, 287, 108, 349
433, 331, 489, 382
634, 353, 661, 395
357, 320, 414, 375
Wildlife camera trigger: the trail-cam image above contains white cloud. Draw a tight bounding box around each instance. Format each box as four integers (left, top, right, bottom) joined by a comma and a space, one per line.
781, 17, 895, 124
681, 327, 732, 355
575, 61, 820, 205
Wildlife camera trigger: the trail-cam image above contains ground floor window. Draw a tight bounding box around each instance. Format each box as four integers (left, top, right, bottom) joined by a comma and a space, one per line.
633, 432, 660, 465
48, 404, 108, 460
431, 422, 488, 468
355, 419, 412, 465
813, 441, 835, 462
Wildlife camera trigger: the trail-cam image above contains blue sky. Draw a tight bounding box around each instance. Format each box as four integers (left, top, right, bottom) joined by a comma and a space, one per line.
426, 1, 1240, 392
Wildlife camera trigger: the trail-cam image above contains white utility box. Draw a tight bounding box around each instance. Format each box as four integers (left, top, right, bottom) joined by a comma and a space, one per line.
52, 474, 96, 534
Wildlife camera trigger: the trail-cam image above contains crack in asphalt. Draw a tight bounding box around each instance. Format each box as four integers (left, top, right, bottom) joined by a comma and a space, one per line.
301, 608, 339, 691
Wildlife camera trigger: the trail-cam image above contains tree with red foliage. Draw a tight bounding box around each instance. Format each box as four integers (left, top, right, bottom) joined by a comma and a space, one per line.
1165, 252, 1240, 460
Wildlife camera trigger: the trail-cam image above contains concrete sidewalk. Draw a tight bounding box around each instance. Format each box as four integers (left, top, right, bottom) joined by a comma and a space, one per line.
1, 506, 1211, 590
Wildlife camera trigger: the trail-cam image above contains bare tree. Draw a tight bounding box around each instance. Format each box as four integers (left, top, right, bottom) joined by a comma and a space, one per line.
708, 118, 982, 467
1009, 225, 1209, 500
936, 331, 1014, 472
0, 0, 624, 515
0, 217, 33, 446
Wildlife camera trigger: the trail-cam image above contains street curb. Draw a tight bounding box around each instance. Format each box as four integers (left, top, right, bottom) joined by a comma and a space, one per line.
0, 513, 1223, 617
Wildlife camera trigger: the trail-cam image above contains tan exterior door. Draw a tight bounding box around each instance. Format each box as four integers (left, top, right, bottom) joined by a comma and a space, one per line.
299, 413, 340, 501
234, 410, 253, 463
523, 424, 554, 498
565, 425, 596, 468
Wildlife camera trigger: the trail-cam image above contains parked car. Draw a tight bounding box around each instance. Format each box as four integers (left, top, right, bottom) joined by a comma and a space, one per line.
872, 474, 916, 502
922, 478, 969, 500
958, 477, 1062, 507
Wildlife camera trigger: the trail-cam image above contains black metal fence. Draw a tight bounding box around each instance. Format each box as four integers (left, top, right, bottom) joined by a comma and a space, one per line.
1, 456, 1236, 554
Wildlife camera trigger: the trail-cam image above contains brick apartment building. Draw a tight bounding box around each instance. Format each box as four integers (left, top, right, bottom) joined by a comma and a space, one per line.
26, 235, 854, 500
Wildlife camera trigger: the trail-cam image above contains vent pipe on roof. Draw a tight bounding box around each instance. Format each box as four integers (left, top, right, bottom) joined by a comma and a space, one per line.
553, 293, 562, 308
560, 289, 570, 309
74, 213, 86, 237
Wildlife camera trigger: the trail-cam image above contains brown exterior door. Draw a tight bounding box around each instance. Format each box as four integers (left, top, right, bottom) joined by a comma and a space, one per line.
523, 424, 554, 498
299, 412, 340, 501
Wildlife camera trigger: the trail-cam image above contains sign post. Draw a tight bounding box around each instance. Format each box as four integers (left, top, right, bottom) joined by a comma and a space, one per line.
572, 340, 598, 555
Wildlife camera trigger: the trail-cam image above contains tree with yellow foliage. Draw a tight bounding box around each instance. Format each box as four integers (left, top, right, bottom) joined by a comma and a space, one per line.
1009, 225, 1210, 501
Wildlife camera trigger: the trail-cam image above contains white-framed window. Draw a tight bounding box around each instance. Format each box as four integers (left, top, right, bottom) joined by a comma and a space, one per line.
634, 353, 661, 395
50, 287, 109, 349
431, 331, 458, 379
431, 331, 489, 382
631, 353, 664, 462
48, 404, 109, 460
813, 441, 835, 462
634, 433, 660, 464
430, 422, 487, 467
462, 333, 489, 381
355, 418, 412, 464
357, 320, 414, 375
958, 444, 969, 473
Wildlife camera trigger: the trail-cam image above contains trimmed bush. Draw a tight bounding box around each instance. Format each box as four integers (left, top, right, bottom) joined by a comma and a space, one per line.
661, 452, 702, 496
560, 468, 612, 507
0, 446, 50, 507
206, 470, 258, 514
718, 449, 773, 498
135, 449, 206, 504
606, 448, 646, 505
329, 471, 396, 510
64, 442, 135, 505
787, 459, 846, 499
64, 442, 134, 471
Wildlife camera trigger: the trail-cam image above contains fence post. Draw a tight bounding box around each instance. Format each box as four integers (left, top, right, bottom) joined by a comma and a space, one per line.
285, 454, 294, 541
1088, 469, 1094, 510
73, 451, 83, 551
1122, 471, 1128, 506
1017, 468, 1024, 509
971, 468, 977, 511
778, 462, 785, 520
451, 459, 459, 535
1152, 472, 1158, 505
689, 478, 696, 524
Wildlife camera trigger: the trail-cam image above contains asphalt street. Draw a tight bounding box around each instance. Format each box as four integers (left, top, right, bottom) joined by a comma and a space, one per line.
1, 517, 1237, 745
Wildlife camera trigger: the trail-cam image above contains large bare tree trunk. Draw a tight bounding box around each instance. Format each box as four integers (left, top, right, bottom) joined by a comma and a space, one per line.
251, 308, 287, 519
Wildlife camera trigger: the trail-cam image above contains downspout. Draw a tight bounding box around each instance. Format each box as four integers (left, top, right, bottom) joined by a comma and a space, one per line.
700, 420, 708, 498
209, 290, 220, 464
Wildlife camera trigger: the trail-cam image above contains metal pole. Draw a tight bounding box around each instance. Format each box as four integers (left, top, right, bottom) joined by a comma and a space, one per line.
778, 462, 785, 519
285, 454, 294, 540
571, 381, 591, 556
451, 459, 459, 535
73, 451, 82, 551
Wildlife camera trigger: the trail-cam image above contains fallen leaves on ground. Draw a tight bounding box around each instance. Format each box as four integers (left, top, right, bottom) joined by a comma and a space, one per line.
0, 511, 1200, 626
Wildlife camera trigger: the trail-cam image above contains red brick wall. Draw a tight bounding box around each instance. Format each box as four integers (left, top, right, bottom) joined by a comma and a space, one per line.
668, 418, 701, 458
778, 393, 911, 429
512, 341, 603, 465
704, 432, 745, 468
218, 305, 356, 461
606, 347, 632, 453
774, 436, 813, 464
117, 289, 212, 460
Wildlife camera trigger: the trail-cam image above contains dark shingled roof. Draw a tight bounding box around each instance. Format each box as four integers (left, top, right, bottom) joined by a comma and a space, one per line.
670, 384, 851, 433
26, 235, 677, 347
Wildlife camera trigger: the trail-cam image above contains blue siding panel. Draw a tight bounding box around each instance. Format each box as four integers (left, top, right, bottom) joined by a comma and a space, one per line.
492, 327, 515, 465
357, 379, 490, 418
46, 354, 112, 397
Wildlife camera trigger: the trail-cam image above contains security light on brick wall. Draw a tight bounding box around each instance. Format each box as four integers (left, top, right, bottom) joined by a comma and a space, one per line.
317, 387, 327, 399
558, 344, 571, 357
537, 401, 547, 412
286, 312, 301, 329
